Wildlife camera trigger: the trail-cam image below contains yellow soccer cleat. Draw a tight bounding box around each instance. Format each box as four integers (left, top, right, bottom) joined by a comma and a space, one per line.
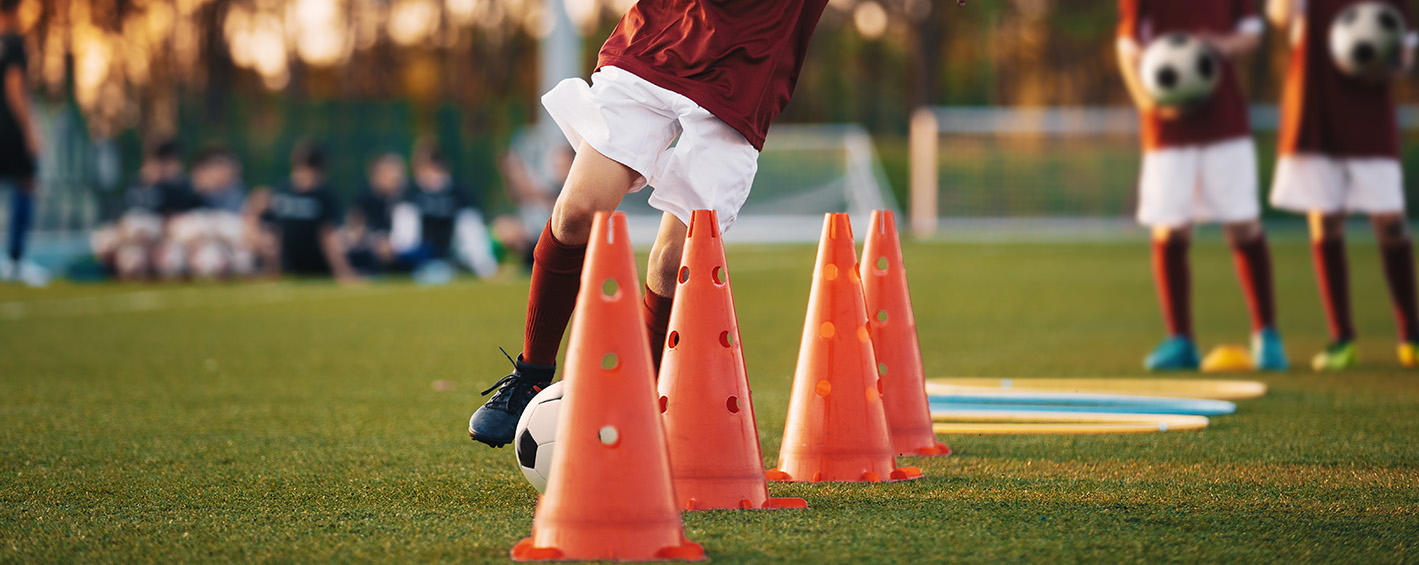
1399, 342, 1419, 368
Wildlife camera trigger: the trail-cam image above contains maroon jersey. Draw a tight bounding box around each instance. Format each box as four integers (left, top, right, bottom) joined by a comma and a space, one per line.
596, 0, 830, 151
1118, 0, 1259, 150
1279, 0, 1412, 158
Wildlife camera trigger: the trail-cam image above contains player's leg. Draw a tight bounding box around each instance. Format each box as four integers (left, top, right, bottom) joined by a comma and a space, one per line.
1204, 138, 1287, 370
4, 177, 34, 278
1309, 211, 1358, 370
469, 141, 639, 447
1371, 212, 1419, 366
1223, 220, 1287, 370
1138, 146, 1201, 370
643, 212, 687, 374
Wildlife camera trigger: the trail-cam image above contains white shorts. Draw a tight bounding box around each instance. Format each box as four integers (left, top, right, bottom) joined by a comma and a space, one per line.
1137, 137, 1260, 228
1270, 155, 1405, 214
541, 66, 759, 233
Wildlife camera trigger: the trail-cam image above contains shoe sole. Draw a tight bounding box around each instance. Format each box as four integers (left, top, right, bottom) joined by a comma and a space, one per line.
469, 429, 510, 448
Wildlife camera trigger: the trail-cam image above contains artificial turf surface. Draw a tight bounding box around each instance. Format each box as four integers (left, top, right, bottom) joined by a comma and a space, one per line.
2, 236, 1417, 562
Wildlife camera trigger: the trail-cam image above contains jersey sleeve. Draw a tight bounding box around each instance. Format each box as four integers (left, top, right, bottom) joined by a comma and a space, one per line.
1234, 0, 1263, 33
0, 36, 27, 73
1117, 0, 1145, 53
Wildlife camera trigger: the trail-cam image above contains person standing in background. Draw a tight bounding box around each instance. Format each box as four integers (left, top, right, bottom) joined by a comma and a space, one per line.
0, 0, 40, 284
1267, 0, 1419, 370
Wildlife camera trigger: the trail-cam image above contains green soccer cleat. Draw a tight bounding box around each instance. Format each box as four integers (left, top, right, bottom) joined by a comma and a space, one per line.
1145, 336, 1201, 371
1311, 341, 1357, 372
1252, 327, 1289, 372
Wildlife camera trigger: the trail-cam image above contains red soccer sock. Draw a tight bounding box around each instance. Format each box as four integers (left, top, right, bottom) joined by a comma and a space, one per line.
642, 284, 675, 376
1379, 238, 1419, 342
1312, 237, 1356, 343
1231, 234, 1277, 332
521, 221, 587, 366
1152, 237, 1193, 339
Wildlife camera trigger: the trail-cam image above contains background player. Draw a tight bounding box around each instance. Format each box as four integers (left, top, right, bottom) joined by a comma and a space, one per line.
1268, 0, 1419, 370
468, 0, 831, 447
0, 0, 39, 284
266, 142, 358, 282
1117, 0, 1289, 371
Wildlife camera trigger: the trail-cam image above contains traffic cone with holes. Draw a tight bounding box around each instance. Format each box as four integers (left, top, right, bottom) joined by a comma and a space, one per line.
767, 213, 923, 483
861, 210, 952, 457
511, 211, 704, 562
657, 210, 808, 511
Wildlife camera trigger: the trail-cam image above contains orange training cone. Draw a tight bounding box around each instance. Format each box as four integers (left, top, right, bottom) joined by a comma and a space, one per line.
657, 210, 808, 511
860, 210, 952, 457
767, 213, 922, 483
511, 211, 704, 562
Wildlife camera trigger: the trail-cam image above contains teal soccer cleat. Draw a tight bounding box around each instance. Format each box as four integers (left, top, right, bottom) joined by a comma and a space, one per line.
1145, 336, 1201, 371
1251, 327, 1289, 372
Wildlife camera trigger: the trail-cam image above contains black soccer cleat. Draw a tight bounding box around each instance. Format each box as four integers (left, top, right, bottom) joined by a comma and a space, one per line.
468, 349, 555, 448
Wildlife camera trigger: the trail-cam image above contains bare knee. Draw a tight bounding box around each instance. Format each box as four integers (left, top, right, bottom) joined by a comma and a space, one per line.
1372, 213, 1410, 246
1309, 212, 1346, 242
1223, 220, 1263, 246
550, 199, 599, 246
1152, 225, 1192, 244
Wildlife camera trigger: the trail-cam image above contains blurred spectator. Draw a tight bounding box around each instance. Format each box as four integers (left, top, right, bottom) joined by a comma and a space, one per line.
190, 148, 246, 213
164, 148, 252, 278
345, 153, 407, 275
90, 139, 203, 280
0, 0, 41, 284
263, 141, 359, 282
495, 145, 572, 269
389, 142, 497, 278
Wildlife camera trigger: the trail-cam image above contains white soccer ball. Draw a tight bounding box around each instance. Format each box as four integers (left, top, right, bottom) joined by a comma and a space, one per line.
1140, 33, 1221, 108
514, 381, 565, 493
1330, 1, 1406, 78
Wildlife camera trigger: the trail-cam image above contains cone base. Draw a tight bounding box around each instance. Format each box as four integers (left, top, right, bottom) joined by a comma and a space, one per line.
511, 537, 707, 562
683, 496, 809, 511
898, 440, 953, 458
765, 465, 922, 483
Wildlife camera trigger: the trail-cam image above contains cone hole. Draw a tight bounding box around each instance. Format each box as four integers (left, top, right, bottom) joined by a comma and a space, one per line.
678, 266, 690, 284
877, 362, 888, 375
719, 331, 734, 348
601, 278, 619, 299
877, 379, 885, 395
712, 266, 726, 285
823, 263, 839, 281
668, 331, 679, 349
659, 395, 668, 413
726, 396, 740, 413
598, 425, 620, 447
858, 326, 871, 343
815, 380, 832, 396
601, 353, 619, 370
875, 256, 889, 272
850, 264, 861, 284
866, 385, 879, 402
877, 310, 889, 323
818, 322, 836, 339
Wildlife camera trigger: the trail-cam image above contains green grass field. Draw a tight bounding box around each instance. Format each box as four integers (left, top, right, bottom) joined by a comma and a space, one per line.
3, 237, 1418, 563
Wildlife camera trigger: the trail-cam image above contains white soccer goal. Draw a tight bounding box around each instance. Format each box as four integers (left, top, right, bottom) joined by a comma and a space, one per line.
908, 105, 1419, 239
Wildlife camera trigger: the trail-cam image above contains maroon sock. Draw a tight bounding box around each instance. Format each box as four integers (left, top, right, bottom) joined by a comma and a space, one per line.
521, 221, 587, 366
642, 284, 675, 375
1312, 237, 1356, 343
1379, 238, 1419, 342
1231, 235, 1277, 332
1152, 238, 1193, 339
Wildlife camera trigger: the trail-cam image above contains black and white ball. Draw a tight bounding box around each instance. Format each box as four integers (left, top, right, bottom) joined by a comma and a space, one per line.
1141, 33, 1221, 107
1330, 1, 1406, 78
514, 381, 565, 493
